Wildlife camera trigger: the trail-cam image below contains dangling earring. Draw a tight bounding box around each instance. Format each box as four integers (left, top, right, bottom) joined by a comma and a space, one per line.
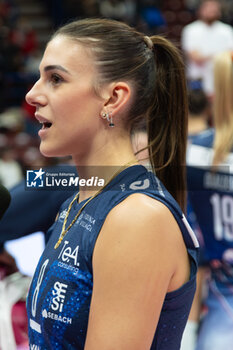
101, 112, 115, 127
107, 112, 114, 127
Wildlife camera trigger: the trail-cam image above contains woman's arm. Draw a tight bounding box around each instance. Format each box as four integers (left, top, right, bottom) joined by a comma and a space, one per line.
84, 193, 190, 350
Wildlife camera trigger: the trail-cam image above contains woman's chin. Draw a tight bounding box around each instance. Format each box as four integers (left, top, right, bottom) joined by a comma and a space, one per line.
39, 144, 64, 158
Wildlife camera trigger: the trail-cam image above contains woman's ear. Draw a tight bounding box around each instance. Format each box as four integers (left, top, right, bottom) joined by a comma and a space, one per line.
103, 81, 131, 117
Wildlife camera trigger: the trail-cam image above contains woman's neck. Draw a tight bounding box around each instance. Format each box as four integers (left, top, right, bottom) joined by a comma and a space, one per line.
71, 133, 138, 202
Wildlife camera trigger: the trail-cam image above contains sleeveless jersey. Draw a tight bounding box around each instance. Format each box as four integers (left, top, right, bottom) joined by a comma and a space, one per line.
27, 165, 199, 350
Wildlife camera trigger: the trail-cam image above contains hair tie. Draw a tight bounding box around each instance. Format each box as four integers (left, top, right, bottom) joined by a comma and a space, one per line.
144, 36, 154, 50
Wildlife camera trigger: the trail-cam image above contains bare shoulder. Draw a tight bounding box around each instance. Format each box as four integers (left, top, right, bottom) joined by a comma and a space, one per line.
103, 192, 182, 245
94, 193, 188, 284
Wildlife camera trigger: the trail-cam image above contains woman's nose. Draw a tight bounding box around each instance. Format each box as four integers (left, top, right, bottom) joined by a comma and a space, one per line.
25, 80, 47, 107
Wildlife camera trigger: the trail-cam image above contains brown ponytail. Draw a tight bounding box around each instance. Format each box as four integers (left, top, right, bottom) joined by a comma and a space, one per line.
148, 36, 188, 211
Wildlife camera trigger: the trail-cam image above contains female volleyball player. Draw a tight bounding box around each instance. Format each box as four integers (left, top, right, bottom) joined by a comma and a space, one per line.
25, 18, 199, 349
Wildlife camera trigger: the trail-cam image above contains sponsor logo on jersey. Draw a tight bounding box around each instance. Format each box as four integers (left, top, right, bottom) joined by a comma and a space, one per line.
41, 280, 73, 325
120, 183, 126, 192
129, 179, 150, 190
57, 241, 80, 275
58, 209, 68, 222
42, 308, 72, 325
51, 281, 68, 312
30, 345, 40, 350
79, 213, 96, 232
58, 241, 80, 266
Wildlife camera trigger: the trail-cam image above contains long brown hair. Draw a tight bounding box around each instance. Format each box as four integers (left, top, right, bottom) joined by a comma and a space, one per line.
53, 18, 188, 210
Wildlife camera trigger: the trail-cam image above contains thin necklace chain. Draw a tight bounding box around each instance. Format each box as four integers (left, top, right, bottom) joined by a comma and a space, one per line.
54, 160, 138, 249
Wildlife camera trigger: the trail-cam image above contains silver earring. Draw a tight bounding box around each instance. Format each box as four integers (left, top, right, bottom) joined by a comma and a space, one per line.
107, 112, 114, 127
101, 112, 114, 127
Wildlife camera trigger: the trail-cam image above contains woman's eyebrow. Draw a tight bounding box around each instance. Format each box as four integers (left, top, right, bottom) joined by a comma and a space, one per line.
43, 65, 71, 74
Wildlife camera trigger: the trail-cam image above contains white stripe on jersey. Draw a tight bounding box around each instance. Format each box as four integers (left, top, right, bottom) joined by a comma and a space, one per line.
30, 319, 41, 333
182, 214, 200, 248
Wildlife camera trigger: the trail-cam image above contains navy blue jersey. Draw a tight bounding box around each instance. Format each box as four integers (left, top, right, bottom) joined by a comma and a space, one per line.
27, 165, 199, 350
187, 129, 233, 282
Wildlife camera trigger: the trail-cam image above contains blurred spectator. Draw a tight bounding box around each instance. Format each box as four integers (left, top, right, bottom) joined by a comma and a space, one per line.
181, 0, 233, 97
9, 18, 38, 57
99, 0, 128, 21
183, 50, 233, 350
0, 147, 23, 189
0, 107, 24, 132
24, 49, 42, 75
0, 12, 38, 110
187, 85, 209, 136
139, 0, 166, 35
180, 86, 209, 350
124, 0, 138, 25
0, 246, 30, 350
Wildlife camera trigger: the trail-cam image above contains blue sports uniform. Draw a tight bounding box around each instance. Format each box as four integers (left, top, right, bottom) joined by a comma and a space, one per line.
187, 129, 233, 350
27, 165, 199, 350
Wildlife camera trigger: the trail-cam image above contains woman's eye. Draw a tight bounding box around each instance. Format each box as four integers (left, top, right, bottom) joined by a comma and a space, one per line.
50, 73, 63, 85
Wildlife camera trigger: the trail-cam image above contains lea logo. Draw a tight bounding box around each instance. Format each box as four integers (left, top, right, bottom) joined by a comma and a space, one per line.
58, 240, 80, 267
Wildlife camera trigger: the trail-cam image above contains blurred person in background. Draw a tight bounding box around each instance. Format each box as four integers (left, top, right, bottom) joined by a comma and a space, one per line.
99, 0, 129, 22
181, 0, 233, 98
0, 244, 31, 350
187, 84, 209, 138
183, 50, 233, 350
0, 147, 23, 190
139, 0, 166, 35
